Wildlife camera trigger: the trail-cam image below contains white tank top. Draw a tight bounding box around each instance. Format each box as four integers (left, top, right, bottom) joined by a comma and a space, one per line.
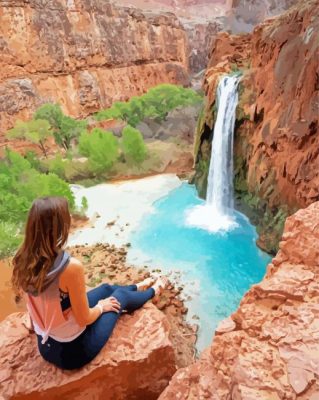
25, 252, 86, 344
32, 309, 85, 343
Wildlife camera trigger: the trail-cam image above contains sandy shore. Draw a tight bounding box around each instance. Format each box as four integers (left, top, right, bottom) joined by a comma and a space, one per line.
69, 174, 182, 247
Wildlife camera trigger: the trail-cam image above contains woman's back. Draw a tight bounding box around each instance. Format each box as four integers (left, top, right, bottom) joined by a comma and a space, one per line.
25, 251, 85, 344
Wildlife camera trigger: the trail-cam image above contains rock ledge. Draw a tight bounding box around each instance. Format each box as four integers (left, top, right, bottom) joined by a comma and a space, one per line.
0, 303, 176, 400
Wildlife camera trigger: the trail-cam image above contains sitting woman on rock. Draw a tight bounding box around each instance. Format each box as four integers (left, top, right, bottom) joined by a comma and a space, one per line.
12, 196, 168, 370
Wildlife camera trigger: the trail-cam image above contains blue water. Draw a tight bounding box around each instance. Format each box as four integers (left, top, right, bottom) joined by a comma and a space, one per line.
127, 183, 271, 351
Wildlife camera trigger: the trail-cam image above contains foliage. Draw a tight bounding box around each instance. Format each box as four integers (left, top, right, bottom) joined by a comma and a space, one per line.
0, 149, 76, 257
78, 196, 89, 216
81, 196, 88, 213
7, 119, 52, 157
24, 150, 41, 170
95, 84, 202, 126
0, 222, 22, 258
121, 125, 147, 165
78, 129, 119, 174
44, 153, 66, 178
34, 104, 87, 150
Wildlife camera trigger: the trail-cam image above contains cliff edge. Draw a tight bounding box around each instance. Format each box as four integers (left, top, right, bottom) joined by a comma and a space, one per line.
0, 303, 176, 400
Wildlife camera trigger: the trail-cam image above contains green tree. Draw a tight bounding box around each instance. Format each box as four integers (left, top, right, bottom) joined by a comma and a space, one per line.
121, 125, 147, 165
95, 84, 202, 126
35, 103, 87, 150
7, 119, 52, 158
78, 129, 119, 174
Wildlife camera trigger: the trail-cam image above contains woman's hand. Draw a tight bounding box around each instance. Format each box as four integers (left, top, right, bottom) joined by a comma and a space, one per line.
98, 297, 121, 314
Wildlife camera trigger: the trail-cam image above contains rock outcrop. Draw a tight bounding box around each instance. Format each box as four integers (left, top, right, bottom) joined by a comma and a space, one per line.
193, 0, 319, 253
159, 201, 319, 399
0, 304, 176, 400
0, 0, 189, 134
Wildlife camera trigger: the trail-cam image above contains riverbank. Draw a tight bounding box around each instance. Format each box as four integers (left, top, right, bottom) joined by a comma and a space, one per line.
69, 174, 183, 247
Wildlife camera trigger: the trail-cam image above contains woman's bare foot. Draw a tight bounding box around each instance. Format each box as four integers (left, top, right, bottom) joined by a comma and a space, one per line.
136, 277, 155, 291
152, 276, 169, 296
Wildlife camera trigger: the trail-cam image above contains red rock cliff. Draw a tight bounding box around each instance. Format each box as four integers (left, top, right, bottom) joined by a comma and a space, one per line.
0, 0, 189, 133
159, 200, 319, 399
194, 0, 319, 253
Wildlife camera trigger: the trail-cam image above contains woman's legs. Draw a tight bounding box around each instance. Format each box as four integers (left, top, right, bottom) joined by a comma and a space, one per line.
86, 283, 137, 307
81, 287, 155, 361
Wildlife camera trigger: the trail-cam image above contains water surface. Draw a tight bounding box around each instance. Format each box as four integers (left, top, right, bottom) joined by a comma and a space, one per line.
127, 183, 271, 351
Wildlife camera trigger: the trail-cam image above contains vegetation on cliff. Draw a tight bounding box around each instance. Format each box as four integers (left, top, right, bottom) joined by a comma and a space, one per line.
95, 84, 202, 126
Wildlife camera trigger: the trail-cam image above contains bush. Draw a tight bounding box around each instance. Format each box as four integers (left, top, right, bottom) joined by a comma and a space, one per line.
34, 104, 87, 150
78, 129, 119, 174
24, 150, 41, 170
95, 84, 202, 126
121, 125, 147, 165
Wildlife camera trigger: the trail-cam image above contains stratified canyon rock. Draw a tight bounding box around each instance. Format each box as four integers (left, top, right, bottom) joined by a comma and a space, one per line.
159, 200, 319, 400
194, 0, 319, 253
0, 303, 176, 400
0, 0, 189, 133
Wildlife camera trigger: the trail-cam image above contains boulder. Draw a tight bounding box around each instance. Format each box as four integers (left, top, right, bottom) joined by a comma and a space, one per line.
0, 303, 176, 400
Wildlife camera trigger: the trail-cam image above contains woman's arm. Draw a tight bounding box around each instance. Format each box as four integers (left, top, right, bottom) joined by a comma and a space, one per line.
61, 258, 101, 326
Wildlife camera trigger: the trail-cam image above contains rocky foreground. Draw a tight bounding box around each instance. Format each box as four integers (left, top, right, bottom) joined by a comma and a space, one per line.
0, 243, 196, 400
159, 201, 319, 399
1, 205, 318, 399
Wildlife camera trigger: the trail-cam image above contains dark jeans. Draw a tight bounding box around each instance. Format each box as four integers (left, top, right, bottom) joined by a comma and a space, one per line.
37, 283, 155, 370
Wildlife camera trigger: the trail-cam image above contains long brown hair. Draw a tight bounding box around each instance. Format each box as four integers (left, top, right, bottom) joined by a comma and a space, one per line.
12, 197, 71, 294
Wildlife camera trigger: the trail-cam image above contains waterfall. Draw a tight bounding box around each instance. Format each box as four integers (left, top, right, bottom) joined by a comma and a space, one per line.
186, 74, 241, 232
206, 74, 240, 212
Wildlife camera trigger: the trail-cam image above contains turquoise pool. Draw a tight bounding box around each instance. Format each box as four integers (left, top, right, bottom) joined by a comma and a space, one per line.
127, 182, 271, 351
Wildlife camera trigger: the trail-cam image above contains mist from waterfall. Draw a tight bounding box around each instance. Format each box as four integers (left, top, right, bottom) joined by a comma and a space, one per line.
186, 74, 241, 232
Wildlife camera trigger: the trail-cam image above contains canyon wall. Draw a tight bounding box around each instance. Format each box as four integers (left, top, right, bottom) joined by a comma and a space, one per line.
159, 200, 319, 400
193, 0, 319, 253
0, 0, 189, 134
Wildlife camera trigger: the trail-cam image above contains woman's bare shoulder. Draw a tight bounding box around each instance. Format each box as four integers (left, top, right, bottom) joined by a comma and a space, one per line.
61, 257, 83, 281
67, 257, 83, 273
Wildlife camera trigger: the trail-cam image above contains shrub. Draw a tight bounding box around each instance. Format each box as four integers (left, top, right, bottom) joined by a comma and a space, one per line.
121, 125, 147, 165
78, 129, 119, 174
24, 150, 41, 170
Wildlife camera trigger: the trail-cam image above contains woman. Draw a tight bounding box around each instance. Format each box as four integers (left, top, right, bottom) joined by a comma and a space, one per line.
12, 196, 167, 370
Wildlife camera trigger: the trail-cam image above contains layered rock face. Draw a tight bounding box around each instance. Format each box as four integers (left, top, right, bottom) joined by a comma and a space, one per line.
159, 201, 319, 399
0, 0, 189, 133
194, 0, 319, 253
0, 304, 176, 400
